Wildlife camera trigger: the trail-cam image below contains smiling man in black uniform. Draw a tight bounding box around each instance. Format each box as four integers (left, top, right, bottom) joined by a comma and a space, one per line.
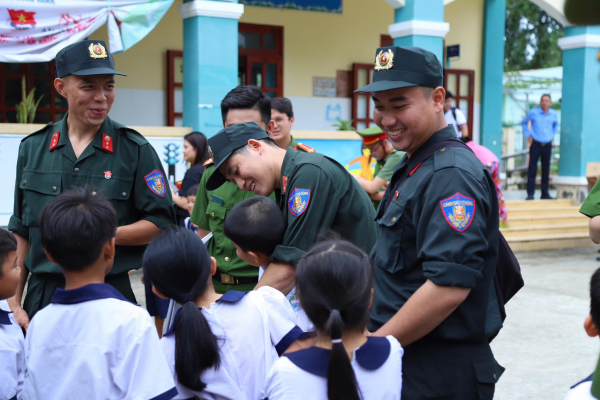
358, 46, 504, 399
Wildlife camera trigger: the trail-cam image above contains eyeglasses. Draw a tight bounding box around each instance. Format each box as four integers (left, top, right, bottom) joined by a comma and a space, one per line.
272, 117, 291, 124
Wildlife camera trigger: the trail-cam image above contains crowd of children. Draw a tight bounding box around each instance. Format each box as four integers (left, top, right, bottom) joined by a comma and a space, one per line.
0, 187, 402, 400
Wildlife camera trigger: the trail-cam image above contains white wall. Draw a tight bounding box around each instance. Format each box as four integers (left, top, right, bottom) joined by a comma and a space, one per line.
108, 88, 167, 127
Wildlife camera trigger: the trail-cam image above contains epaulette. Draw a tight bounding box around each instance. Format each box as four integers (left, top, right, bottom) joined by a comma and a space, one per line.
297, 142, 316, 153
203, 159, 214, 167
433, 146, 455, 171
21, 122, 53, 142
122, 127, 149, 147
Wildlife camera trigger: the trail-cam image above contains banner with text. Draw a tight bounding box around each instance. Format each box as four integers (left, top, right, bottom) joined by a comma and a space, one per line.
0, 0, 174, 62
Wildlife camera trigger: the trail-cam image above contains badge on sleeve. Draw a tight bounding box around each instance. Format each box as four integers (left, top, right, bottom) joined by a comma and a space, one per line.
287, 188, 310, 217
144, 169, 166, 197
440, 193, 475, 232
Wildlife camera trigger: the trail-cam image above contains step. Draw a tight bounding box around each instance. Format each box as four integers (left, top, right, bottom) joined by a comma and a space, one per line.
501, 222, 589, 238
506, 213, 587, 228
507, 234, 595, 252
506, 199, 574, 209
508, 206, 582, 218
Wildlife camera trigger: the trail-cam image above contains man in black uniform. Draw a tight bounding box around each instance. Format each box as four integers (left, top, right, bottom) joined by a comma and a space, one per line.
357, 46, 504, 399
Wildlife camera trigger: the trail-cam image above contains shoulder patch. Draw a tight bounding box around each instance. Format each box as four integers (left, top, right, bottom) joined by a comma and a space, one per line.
144, 169, 166, 197
297, 143, 316, 153
203, 159, 214, 167
440, 193, 476, 232
122, 127, 149, 146
288, 188, 311, 216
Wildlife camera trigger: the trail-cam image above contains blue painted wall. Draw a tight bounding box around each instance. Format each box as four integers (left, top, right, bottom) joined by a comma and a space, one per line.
393, 0, 445, 62
300, 139, 363, 167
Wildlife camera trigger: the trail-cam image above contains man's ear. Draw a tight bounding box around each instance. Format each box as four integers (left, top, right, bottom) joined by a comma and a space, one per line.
267, 120, 276, 135
432, 86, 446, 111
44, 249, 60, 265
289, 116, 295, 128
54, 77, 68, 99
104, 237, 116, 261
210, 256, 217, 275
585, 315, 600, 337
247, 250, 261, 266
247, 139, 263, 154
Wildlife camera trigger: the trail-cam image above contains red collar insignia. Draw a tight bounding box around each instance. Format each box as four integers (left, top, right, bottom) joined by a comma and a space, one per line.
49, 131, 60, 151
102, 133, 113, 153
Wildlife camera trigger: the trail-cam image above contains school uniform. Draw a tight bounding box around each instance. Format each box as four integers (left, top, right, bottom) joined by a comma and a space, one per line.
262, 336, 403, 400
161, 287, 303, 400
23, 284, 177, 400
258, 266, 314, 333
0, 300, 25, 400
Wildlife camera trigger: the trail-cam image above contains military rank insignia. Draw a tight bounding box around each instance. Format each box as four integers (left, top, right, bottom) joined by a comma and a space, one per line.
89, 43, 108, 59
49, 131, 60, 150
144, 169, 166, 197
102, 133, 113, 153
375, 49, 394, 71
440, 193, 475, 232
288, 188, 310, 217
282, 176, 288, 194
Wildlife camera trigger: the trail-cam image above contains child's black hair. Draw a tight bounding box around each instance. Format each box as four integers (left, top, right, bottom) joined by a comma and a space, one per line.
39, 187, 117, 271
271, 97, 294, 118
223, 196, 286, 256
221, 85, 271, 128
0, 229, 17, 278
142, 226, 220, 392
296, 240, 373, 400
591, 268, 600, 327
187, 184, 200, 197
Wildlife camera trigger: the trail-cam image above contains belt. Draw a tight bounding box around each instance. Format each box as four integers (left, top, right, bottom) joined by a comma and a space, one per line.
533, 140, 552, 147
213, 273, 258, 285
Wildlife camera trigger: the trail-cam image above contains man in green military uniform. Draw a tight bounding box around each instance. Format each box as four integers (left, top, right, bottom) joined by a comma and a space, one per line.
354, 126, 404, 208
7, 40, 175, 329
357, 46, 504, 398
205, 122, 378, 294
270, 97, 316, 153
581, 180, 600, 243
191, 86, 275, 293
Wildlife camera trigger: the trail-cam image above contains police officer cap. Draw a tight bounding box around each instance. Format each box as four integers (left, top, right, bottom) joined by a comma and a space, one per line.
355, 46, 442, 93
206, 122, 270, 190
55, 40, 126, 79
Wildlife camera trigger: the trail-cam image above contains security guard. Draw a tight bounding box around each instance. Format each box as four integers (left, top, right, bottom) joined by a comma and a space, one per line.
7, 40, 175, 328
205, 122, 378, 294
354, 126, 404, 208
271, 97, 316, 153
357, 46, 504, 399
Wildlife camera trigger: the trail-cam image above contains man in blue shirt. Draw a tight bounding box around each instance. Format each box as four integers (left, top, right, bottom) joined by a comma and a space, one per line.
522, 94, 559, 200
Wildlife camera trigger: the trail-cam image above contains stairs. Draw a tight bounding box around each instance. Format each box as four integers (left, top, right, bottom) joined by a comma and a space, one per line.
502, 199, 595, 251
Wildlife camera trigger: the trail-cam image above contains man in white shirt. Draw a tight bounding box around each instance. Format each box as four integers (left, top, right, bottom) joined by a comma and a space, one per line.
444, 91, 468, 139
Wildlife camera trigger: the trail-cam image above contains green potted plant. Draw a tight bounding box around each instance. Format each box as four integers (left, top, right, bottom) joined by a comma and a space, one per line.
332, 118, 354, 131
16, 76, 43, 124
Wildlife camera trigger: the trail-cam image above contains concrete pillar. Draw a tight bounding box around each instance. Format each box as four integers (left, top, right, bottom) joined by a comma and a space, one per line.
555, 26, 600, 203
386, 0, 449, 63
179, 0, 244, 136
480, 0, 506, 161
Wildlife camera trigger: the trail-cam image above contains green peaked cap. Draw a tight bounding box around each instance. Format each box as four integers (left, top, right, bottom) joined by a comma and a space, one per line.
356, 126, 384, 137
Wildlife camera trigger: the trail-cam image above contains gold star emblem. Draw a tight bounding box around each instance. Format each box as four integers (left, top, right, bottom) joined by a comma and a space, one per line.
18, 14, 26, 23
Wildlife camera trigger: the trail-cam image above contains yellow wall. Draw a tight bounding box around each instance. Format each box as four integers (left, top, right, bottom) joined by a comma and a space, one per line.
443, 0, 484, 103
89, 0, 484, 101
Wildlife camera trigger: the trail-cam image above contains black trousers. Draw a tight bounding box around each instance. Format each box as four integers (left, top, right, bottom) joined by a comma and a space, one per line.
401, 338, 504, 400
23, 271, 136, 320
527, 141, 552, 197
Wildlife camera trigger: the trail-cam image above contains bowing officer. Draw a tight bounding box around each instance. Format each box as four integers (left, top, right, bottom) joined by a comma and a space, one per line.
7, 40, 175, 329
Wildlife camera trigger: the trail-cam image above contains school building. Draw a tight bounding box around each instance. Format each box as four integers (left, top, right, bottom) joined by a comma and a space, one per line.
0, 0, 599, 201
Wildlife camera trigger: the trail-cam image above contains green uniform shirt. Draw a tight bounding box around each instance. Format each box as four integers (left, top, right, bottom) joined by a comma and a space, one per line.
192, 164, 271, 293
372, 150, 405, 209
8, 114, 176, 275
270, 148, 378, 266
369, 126, 501, 343
580, 180, 600, 217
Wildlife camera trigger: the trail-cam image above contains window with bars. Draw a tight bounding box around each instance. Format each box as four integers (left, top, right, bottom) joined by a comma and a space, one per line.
0, 61, 68, 123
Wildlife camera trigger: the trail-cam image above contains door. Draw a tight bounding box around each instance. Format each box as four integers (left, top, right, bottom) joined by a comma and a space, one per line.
239, 23, 283, 97
245, 55, 282, 98
444, 69, 475, 136
352, 63, 375, 130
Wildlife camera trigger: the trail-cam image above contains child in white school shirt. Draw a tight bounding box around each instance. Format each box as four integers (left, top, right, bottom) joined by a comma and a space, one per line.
23, 188, 177, 400
0, 228, 25, 400
143, 226, 305, 400
262, 240, 403, 400
223, 196, 314, 333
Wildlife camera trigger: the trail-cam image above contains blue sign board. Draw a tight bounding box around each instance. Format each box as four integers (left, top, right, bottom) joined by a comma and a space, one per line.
239, 0, 342, 13
447, 44, 460, 59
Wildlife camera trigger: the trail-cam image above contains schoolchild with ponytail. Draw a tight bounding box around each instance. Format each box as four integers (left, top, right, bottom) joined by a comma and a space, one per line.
262, 240, 403, 400
143, 226, 304, 400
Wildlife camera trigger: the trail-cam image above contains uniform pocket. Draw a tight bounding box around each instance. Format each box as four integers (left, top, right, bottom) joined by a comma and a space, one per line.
374, 202, 405, 274
206, 202, 226, 234
20, 172, 62, 226
87, 178, 134, 224
472, 358, 504, 400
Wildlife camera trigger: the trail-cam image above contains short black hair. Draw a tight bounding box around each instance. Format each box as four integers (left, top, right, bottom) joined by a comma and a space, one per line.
187, 184, 199, 197
224, 196, 286, 256
591, 268, 600, 327
39, 187, 117, 271
0, 229, 17, 278
271, 97, 294, 118
221, 86, 271, 128
541, 94, 552, 101
445, 91, 453, 100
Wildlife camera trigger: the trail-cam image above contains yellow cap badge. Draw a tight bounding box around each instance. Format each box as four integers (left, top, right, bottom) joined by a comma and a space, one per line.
375, 49, 394, 71
89, 43, 108, 59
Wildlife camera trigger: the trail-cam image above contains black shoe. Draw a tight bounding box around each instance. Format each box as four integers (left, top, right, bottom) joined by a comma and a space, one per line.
540, 195, 555, 200
526, 196, 534, 200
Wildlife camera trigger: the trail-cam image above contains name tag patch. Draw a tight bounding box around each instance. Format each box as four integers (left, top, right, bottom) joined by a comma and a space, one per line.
144, 169, 166, 197
288, 188, 310, 217
440, 193, 475, 232
209, 194, 224, 205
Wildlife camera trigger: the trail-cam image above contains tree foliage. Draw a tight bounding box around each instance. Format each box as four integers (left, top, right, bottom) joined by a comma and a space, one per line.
504, 0, 564, 72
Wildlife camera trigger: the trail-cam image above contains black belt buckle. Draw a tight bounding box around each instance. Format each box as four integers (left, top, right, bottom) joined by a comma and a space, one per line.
534, 140, 551, 148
